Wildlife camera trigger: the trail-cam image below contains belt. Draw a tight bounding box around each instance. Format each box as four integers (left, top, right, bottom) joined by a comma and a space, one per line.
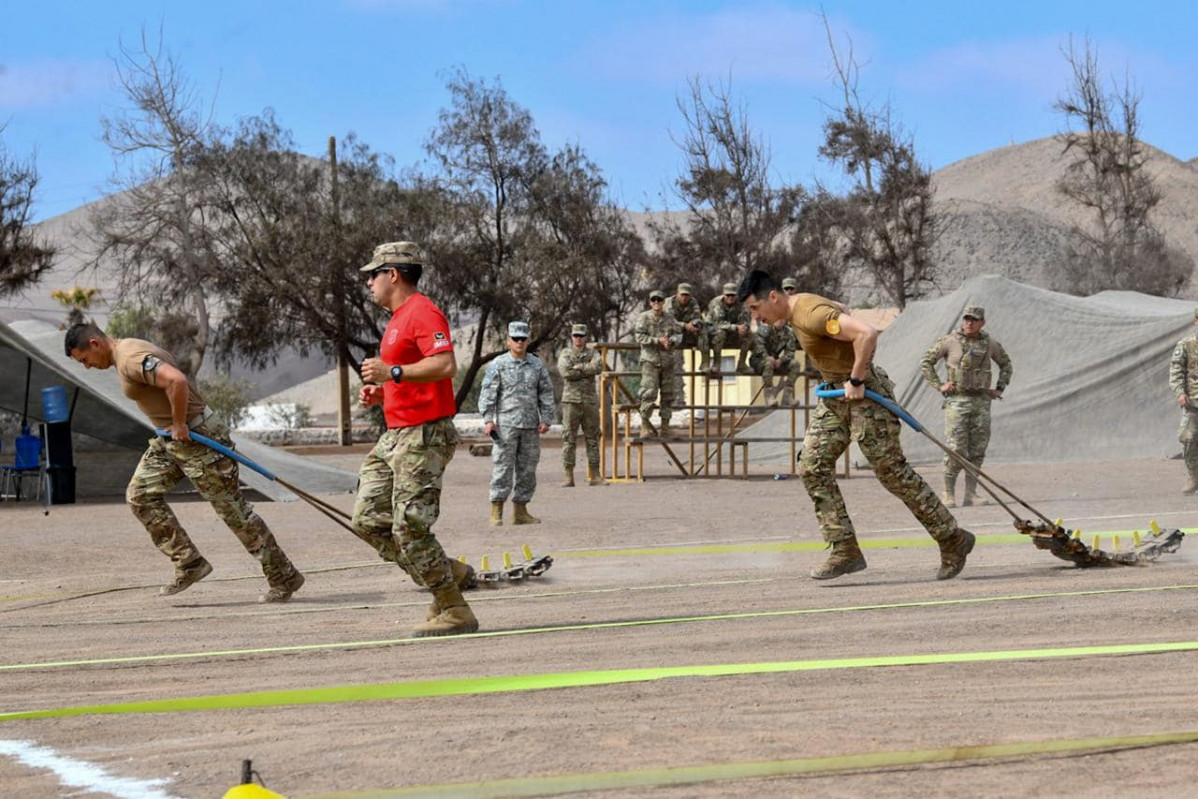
188, 408, 217, 428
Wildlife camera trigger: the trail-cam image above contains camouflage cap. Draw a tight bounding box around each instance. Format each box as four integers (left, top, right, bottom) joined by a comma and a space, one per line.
677, 282, 694, 295
571, 323, 588, 336
722, 282, 737, 296
781, 277, 799, 291
360, 241, 422, 272
508, 321, 531, 338
649, 289, 666, 301
963, 305, 985, 320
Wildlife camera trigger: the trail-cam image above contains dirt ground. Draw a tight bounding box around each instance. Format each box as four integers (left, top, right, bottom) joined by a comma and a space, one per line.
1, 442, 1197, 798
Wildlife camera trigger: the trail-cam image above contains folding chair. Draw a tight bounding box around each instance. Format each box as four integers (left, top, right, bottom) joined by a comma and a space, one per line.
1, 425, 51, 509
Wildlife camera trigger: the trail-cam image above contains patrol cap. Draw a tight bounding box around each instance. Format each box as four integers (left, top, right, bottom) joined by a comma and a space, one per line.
571, 323, 588, 336
360, 241, 422, 272
962, 305, 985, 320
781, 277, 799, 291
722, 282, 737, 296
649, 289, 665, 301
677, 282, 693, 295
508, 320, 531, 338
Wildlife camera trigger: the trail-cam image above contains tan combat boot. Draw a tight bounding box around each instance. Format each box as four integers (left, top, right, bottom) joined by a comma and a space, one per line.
414, 583, 479, 637
1183, 475, 1197, 495
160, 558, 214, 596
490, 500, 505, 526
259, 570, 305, 604
941, 474, 957, 508
962, 474, 986, 506
586, 463, 606, 486
561, 468, 575, 487
809, 537, 867, 580
512, 502, 541, 525
937, 529, 976, 580
427, 560, 478, 620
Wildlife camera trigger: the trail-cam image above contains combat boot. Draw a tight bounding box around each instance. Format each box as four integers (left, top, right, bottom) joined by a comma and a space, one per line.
259, 570, 305, 604
414, 583, 478, 637
490, 500, 505, 526
781, 383, 795, 407
941, 474, 957, 508
1184, 476, 1198, 495
513, 502, 541, 525
809, 537, 867, 580
160, 558, 213, 596
427, 560, 478, 620
937, 529, 976, 580
962, 474, 987, 506
586, 464, 606, 486
561, 468, 575, 488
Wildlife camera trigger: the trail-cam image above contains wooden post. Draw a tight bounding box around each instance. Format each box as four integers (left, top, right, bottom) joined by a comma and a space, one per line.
330, 136, 352, 447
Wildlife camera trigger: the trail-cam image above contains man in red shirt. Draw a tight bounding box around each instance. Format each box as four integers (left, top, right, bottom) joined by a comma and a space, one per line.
354, 241, 478, 637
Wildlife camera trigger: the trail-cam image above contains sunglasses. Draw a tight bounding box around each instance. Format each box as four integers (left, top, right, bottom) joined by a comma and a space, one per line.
783, 287, 798, 294
511, 336, 528, 342
571, 333, 586, 338
366, 266, 394, 281
649, 297, 664, 303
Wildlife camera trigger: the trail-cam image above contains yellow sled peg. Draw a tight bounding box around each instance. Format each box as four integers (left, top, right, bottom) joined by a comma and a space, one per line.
503, 552, 513, 569
1054, 518, 1063, 529
1091, 535, 1101, 551
459, 554, 467, 563
1071, 528, 1081, 540
1150, 520, 1162, 536
480, 555, 490, 571
522, 543, 534, 561
225, 786, 285, 799
1133, 530, 1142, 547
1112, 534, 1121, 551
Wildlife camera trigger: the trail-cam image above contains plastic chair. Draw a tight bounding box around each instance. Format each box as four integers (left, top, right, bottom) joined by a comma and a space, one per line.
1, 425, 51, 506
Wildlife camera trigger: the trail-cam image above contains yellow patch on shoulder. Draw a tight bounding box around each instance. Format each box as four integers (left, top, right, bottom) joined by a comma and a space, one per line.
825, 318, 841, 336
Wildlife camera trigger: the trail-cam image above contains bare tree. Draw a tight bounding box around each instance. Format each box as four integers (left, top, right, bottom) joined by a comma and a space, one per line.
0, 137, 55, 297
814, 15, 939, 309
1052, 36, 1193, 296
90, 27, 219, 375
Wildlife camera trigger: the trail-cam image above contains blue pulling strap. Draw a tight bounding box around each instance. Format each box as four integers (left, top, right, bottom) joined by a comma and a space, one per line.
813, 383, 924, 433
154, 429, 278, 482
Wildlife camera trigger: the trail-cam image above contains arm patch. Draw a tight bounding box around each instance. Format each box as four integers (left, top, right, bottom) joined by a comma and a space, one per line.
141, 355, 162, 386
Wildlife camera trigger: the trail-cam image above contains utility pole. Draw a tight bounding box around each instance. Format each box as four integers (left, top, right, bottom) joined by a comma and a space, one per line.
330, 136, 352, 446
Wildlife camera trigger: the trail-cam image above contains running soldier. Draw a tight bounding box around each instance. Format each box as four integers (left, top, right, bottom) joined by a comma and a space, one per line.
1169, 308, 1198, 494
557, 323, 605, 487
481, 321, 555, 525
663, 282, 705, 406
705, 282, 753, 375
64, 323, 304, 602
355, 241, 477, 637
919, 305, 1013, 507
633, 289, 681, 437
738, 270, 975, 581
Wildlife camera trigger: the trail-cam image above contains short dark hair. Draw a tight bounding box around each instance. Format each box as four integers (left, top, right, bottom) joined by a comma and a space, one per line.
396, 264, 422, 287
64, 322, 105, 357
737, 270, 779, 303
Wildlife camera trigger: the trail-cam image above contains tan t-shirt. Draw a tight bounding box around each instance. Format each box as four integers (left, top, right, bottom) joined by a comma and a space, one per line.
112, 338, 206, 429
788, 293, 856, 381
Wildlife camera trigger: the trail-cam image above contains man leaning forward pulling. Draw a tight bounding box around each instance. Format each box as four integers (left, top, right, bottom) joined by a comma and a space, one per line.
738, 270, 975, 580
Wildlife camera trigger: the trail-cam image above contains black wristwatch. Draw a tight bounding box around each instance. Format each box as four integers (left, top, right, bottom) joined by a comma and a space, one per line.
390, 365, 404, 384
848, 376, 864, 387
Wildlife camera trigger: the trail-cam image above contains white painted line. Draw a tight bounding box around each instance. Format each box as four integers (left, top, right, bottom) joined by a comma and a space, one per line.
0, 739, 179, 799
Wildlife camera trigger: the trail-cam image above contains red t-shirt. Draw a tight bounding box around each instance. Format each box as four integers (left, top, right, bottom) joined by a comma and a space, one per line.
380, 293, 457, 428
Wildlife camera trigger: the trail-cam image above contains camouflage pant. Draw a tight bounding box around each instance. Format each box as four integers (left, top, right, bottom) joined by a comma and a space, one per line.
639, 357, 674, 425
490, 426, 541, 503
352, 418, 460, 590
561, 402, 600, 471
670, 330, 703, 406
798, 389, 957, 544
126, 419, 298, 586
1179, 410, 1198, 481
749, 353, 802, 388
705, 328, 751, 365
943, 395, 992, 481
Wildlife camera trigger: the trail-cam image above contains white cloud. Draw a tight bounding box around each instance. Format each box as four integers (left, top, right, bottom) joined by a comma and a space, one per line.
0, 58, 110, 108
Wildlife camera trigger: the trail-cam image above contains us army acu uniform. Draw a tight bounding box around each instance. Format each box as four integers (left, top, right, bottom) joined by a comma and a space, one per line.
663, 282, 705, 406
480, 322, 556, 516
116, 339, 303, 601
633, 290, 682, 435
557, 323, 605, 486
750, 321, 802, 405
705, 283, 753, 374
919, 305, 1012, 507
1168, 309, 1198, 493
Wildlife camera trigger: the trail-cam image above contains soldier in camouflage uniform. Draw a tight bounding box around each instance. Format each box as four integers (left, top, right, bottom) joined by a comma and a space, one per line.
919, 305, 1013, 507
1168, 308, 1198, 494
481, 321, 556, 525
354, 241, 477, 637
633, 289, 682, 437
64, 322, 303, 603
663, 282, 705, 407
704, 283, 753, 375
750, 319, 803, 406
738, 270, 975, 582
557, 323, 605, 487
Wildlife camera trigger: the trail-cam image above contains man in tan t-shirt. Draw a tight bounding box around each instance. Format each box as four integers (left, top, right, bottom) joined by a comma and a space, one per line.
737, 270, 975, 581
65, 322, 304, 601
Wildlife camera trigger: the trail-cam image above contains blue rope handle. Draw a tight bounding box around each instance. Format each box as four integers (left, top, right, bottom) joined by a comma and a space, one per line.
154, 429, 277, 481
813, 383, 924, 432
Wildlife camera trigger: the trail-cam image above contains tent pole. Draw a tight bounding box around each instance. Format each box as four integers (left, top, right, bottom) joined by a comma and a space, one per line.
22, 357, 31, 426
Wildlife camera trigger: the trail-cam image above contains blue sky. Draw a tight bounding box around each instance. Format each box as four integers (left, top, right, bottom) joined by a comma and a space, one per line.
2, 0, 1194, 221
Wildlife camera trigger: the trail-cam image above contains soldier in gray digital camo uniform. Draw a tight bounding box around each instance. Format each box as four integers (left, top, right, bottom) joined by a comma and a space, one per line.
633, 289, 682, 436
64, 322, 303, 603
663, 282, 705, 407
919, 305, 1012, 507
481, 321, 556, 525
1168, 308, 1198, 494
557, 323, 606, 487
750, 320, 803, 406
705, 282, 753, 375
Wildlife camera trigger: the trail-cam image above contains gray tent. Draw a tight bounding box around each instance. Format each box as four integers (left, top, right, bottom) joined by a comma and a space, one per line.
749, 275, 1193, 466
0, 320, 357, 500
